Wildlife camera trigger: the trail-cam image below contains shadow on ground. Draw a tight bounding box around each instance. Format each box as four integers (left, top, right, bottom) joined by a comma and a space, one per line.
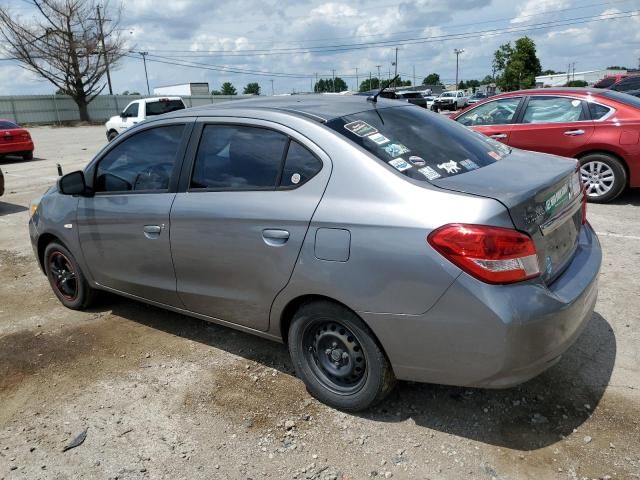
0, 202, 28, 216
608, 188, 640, 207
97, 298, 615, 451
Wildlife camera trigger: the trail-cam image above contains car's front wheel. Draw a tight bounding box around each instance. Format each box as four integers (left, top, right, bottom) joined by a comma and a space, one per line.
288, 301, 395, 411
579, 153, 627, 203
44, 241, 97, 310
107, 130, 118, 142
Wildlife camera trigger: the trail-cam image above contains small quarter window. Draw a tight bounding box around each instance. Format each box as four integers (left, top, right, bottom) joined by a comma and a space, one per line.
280, 141, 323, 188
588, 103, 612, 120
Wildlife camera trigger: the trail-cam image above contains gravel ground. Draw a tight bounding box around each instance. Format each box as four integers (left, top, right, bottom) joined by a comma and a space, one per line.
0, 125, 639, 480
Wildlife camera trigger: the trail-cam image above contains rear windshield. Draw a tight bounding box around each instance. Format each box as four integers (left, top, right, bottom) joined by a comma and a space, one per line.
145, 99, 185, 116
593, 77, 617, 88
0, 120, 19, 129
601, 90, 640, 109
398, 92, 422, 99
326, 106, 510, 181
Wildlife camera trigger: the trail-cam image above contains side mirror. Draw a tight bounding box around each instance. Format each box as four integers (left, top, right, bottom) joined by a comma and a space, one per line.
58, 171, 88, 196
120, 112, 127, 118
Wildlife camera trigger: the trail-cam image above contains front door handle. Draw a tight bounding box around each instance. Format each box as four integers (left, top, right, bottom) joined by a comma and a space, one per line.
262, 229, 290, 247
564, 129, 585, 136
490, 133, 507, 139
143, 224, 162, 239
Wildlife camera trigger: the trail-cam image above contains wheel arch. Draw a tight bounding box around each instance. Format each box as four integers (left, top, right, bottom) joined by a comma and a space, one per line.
37, 233, 65, 273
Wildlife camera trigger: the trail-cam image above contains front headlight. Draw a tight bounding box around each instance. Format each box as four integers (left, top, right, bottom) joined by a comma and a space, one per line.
29, 198, 41, 218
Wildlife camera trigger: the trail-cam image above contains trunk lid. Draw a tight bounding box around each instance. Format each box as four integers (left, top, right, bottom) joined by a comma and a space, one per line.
433, 149, 583, 283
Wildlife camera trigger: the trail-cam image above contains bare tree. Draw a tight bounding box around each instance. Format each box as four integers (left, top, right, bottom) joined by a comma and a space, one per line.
0, 0, 125, 121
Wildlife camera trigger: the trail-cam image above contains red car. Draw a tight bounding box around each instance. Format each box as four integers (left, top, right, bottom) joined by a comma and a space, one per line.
0, 119, 34, 161
452, 88, 640, 202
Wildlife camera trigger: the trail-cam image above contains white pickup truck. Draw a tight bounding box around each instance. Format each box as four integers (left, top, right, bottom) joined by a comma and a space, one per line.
105, 97, 186, 141
433, 90, 469, 111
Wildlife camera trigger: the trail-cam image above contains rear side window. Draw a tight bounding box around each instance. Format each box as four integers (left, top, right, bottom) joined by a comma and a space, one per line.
146, 100, 185, 116
521, 97, 585, 124
191, 125, 288, 190
326, 106, 508, 181
457, 97, 522, 126
0, 121, 18, 129
588, 102, 612, 120
95, 125, 184, 193
280, 141, 322, 187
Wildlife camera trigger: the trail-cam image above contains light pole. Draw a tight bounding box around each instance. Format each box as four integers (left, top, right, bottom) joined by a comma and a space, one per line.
454, 48, 464, 90
376, 65, 381, 87
392, 47, 398, 87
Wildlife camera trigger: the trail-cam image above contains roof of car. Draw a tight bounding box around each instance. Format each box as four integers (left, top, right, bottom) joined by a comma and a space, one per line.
492, 87, 606, 97
167, 94, 404, 122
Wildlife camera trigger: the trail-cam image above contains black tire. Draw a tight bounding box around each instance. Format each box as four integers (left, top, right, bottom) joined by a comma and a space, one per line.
107, 130, 118, 142
44, 241, 97, 310
288, 301, 396, 412
579, 153, 627, 203
22, 151, 33, 161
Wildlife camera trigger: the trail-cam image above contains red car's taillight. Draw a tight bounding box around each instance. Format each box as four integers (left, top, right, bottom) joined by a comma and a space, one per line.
20, 133, 30, 140
428, 224, 540, 284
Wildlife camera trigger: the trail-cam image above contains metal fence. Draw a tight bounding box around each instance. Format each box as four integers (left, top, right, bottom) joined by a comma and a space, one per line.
0, 94, 253, 125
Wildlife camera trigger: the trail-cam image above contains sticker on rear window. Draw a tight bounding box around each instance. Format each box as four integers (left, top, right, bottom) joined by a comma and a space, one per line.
367, 132, 390, 145
418, 166, 441, 180
388, 158, 411, 172
437, 160, 461, 174
488, 151, 502, 161
344, 120, 378, 137
460, 159, 479, 171
408, 155, 426, 167
383, 143, 410, 157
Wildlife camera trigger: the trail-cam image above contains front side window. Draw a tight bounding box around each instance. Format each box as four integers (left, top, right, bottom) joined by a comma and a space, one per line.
457, 97, 522, 126
94, 125, 184, 193
522, 96, 586, 124
326, 106, 507, 182
123, 103, 139, 118
191, 125, 288, 190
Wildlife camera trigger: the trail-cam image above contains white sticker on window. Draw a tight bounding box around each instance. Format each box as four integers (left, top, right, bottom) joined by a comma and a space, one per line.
571, 99, 581, 107
408, 155, 426, 167
344, 120, 378, 137
460, 159, 479, 170
367, 132, 390, 145
419, 166, 441, 180
291, 173, 301, 184
388, 158, 412, 172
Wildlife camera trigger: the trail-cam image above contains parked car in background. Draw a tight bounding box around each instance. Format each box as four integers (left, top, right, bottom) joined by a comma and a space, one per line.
105, 97, 186, 141
357, 90, 427, 108
434, 90, 469, 110
31, 95, 600, 411
608, 75, 640, 98
468, 92, 488, 104
453, 87, 640, 202
593, 74, 633, 89
0, 120, 34, 161
422, 93, 439, 110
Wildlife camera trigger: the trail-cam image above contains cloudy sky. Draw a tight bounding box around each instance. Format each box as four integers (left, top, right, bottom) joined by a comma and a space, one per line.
1, 0, 639, 95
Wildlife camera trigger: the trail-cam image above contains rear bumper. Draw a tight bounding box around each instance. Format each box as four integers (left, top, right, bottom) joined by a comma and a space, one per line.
361, 223, 601, 388
0, 140, 34, 155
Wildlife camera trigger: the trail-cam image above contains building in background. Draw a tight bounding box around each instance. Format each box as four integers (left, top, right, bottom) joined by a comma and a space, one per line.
153, 82, 210, 96
535, 69, 627, 87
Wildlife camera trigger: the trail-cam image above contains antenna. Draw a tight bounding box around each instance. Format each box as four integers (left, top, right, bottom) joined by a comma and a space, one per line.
368, 74, 400, 103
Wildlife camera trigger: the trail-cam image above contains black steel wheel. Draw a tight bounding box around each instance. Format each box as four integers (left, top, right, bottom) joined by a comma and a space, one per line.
288, 301, 395, 411
44, 241, 97, 310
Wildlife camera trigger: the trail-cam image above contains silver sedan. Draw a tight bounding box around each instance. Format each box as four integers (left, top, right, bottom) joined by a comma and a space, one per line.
29, 95, 601, 411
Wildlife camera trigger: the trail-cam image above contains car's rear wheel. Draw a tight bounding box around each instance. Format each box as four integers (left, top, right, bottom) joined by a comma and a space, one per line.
107, 130, 118, 142
287, 301, 395, 412
22, 151, 33, 161
44, 242, 96, 310
579, 153, 627, 203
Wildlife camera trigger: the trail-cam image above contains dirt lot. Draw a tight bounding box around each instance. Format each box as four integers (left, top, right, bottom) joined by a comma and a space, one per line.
1, 126, 639, 480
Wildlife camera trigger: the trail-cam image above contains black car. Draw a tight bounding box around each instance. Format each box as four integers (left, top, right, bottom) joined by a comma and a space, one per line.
357, 90, 427, 108
609, 75, 640, 97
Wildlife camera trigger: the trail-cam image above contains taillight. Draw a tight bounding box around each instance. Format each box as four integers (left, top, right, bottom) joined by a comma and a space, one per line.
20, 133, 30, 140
428, 224, 540, 284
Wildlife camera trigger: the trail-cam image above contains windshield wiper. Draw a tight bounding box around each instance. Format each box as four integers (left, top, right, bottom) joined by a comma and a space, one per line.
368, 74, 400, 104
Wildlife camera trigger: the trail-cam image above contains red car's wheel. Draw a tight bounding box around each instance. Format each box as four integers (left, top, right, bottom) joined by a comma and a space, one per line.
579, 153, 627, 203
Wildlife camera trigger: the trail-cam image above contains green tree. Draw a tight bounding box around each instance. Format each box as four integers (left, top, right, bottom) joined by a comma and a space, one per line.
481, 75, 494, 84
606, 65, 627, 70
541, 69, 561, 75
243, 82, 260, 95
359, 77, 381, 92
211, 90, 222, 95
492, 37, 542, 91
422, 73, 441, 85
220, 82, 237, 95
565, 80, 588, 87
314, 77, 348, 93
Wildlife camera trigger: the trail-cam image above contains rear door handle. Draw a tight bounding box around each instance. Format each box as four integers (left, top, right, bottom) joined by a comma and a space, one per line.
143, 224, 162, 239
564, 129, 585, 136
490, 133, 507, 139
262, 229, 290, 246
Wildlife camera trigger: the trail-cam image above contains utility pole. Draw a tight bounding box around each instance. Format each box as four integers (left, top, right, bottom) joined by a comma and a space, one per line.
314, 72, 318, 92
413, 65, 416, 87
94, 5, 113, 95
567, 63, 571, 84
332, 69, 335, 92
355, 67, 358, 92
454, 48, 464, 89
376, 65, 381, 82
140, 52, 150, 95
571, 62, 577, 81
393, 47, 398, 87
270, 79, 274, 96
